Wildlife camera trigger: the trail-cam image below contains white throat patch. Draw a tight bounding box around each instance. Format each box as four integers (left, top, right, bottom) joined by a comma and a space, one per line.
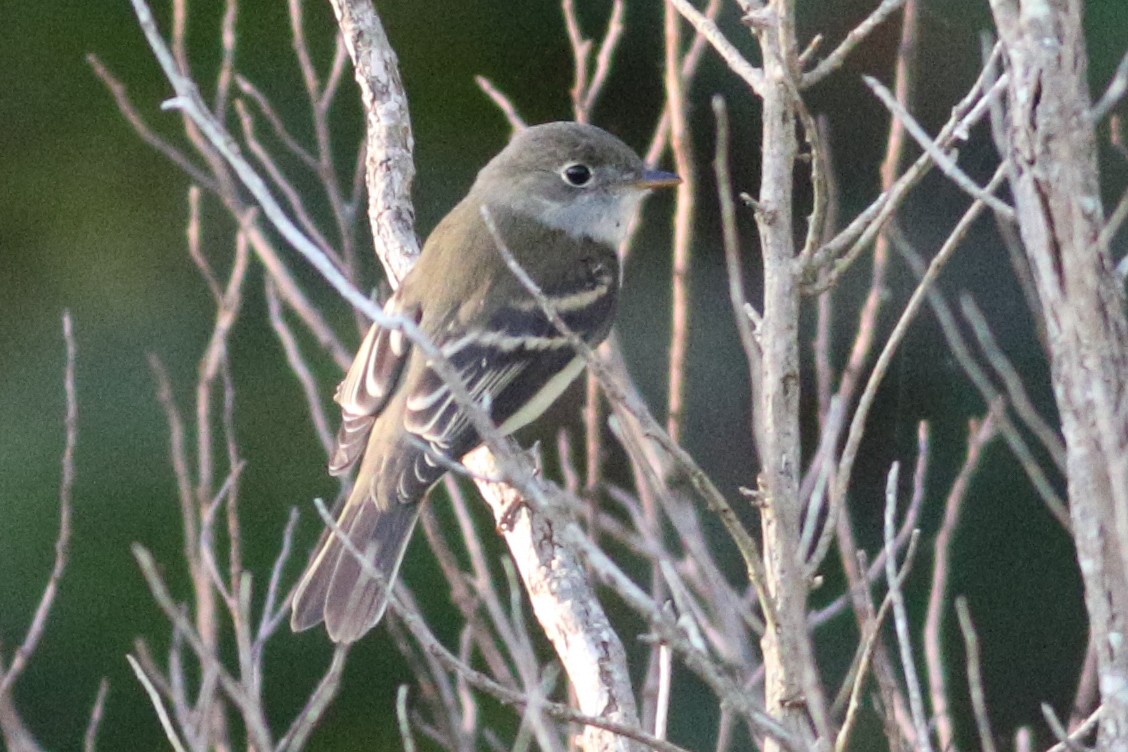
530, 192, 643, 247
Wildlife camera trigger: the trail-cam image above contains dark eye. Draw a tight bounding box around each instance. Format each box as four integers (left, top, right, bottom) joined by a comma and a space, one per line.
562, 163, 593, 187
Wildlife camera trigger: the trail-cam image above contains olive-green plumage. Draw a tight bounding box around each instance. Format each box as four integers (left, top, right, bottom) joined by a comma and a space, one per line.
290, 122, 678, 643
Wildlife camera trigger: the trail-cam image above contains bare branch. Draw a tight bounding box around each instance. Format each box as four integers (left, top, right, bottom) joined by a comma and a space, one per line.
882, 464, 933, 752
663, 1, 697, 445
807, 52, 1006, 287
128, 0, 388, 322
668, 0, 764, 96
802, 0, 909, 87
397, 685, 417, 752
1047, 706, 1102, 752
865, 75, 1016, 221
961, 297, 1066, 472
1092, 48, 1128, 122
474, 76, 527, 133
463, 449, 642, 752
264, 280, 336, 457
831, 166, 1008, 535
127, 655, 191, 752
234, 75, 318, 168
277, 645, 349, 751
891, 229, 1071, 527
834, 534, 920, 752
582, 0, 625, 117
954, 598, 997, 752
0, 312, 78, 695
87, 54, 219, 192
82, 679, 111, 752
212, 0, 238, 116
923, 409, 1000, 752
312, 500, 694, 752
327, 0, 420, 285
234, 99, 341, 265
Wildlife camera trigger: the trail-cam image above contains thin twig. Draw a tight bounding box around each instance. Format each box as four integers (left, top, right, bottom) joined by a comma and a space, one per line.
0, 312, 79, 696
127, 655, 190, 752
562, 0, 591, 121
1091, 48, 1128, 122
713, 96, 760, 398
923, 408, 1001, 752
668, 0, 764, 95
234, 75, 318, 167
582, 0, 625, 118
397, 685, 418, 752
257, 506, 301, 644
654, 644, 672, 741
802, 0, 909, 87
891, 229, 1071, 528
87, 55, 219, 192
129, 0, 391, 323
1047, 706, 1102, 752
234, 99, 341, 264
865, 75, 1016, 221
1100, 182, 1128, 267
807, 53, 1006, 287
212, 0, 238, 116
264, 279, 336, 456
1043, 703, 1088, 752
664, 1, 696, 446
961, 296, 1066, 472
82, 679, 110, 752
831, 166, 1009, 536
955, 598, 998, 752
883, 464, 934, 752
277, 645, 349, 751
834, 534, 921, 752
474, 76, 527, 132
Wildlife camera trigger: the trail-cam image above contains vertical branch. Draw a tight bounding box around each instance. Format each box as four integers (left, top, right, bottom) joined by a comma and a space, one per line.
955, 598, 998, 752
882, 464, 934, 752
560, 0, 626, 529
713, 96, 761, 434
826, 0, 918, 621
990, 1, 1128, 745
747, 1, 830, 747
833, 0, 917, 406
923, 408, 1000, 752
190, 188, 252, 749
327, 0, 420, 286
563, 0, 625, 125
0, 312, 78, 696
663, 0, 697, 445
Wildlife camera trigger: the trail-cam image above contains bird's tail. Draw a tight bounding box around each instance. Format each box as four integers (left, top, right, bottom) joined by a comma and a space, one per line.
290, 484, 420, 644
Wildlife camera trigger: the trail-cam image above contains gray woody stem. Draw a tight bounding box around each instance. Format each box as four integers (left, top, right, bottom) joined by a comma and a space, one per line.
328, 0, 419, 284
748, 2, 832, 748
328, 1, 643, 750
989, 0, 1128, 746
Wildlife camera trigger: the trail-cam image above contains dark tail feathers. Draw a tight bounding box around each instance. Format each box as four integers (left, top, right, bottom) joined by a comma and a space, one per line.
290, 495, 420, 643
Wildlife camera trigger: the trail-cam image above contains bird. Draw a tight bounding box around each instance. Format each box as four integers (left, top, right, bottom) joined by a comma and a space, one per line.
290, 121, 679, 643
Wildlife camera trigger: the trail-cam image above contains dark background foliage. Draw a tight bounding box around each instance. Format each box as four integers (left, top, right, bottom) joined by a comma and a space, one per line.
2, 1, 1126, 748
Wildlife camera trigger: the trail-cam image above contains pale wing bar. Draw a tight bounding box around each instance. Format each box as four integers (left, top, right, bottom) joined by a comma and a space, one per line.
328, 300, 420, 475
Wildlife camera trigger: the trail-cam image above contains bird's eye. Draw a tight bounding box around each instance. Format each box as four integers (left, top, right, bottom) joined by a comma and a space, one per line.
562, 163, 593, 187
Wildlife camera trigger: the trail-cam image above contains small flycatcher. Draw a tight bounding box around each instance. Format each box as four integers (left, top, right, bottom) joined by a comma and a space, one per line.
291, 122, 679, 643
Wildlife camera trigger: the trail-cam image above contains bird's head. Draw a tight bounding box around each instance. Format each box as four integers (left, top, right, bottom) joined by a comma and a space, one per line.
471, 122, 679, 246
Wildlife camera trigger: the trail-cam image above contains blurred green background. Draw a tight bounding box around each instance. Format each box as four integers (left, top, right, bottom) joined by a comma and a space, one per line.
2, 1, 1127, 749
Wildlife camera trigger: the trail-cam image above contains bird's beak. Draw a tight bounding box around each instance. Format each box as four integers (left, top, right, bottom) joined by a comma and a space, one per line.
637, 169, 681, 190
